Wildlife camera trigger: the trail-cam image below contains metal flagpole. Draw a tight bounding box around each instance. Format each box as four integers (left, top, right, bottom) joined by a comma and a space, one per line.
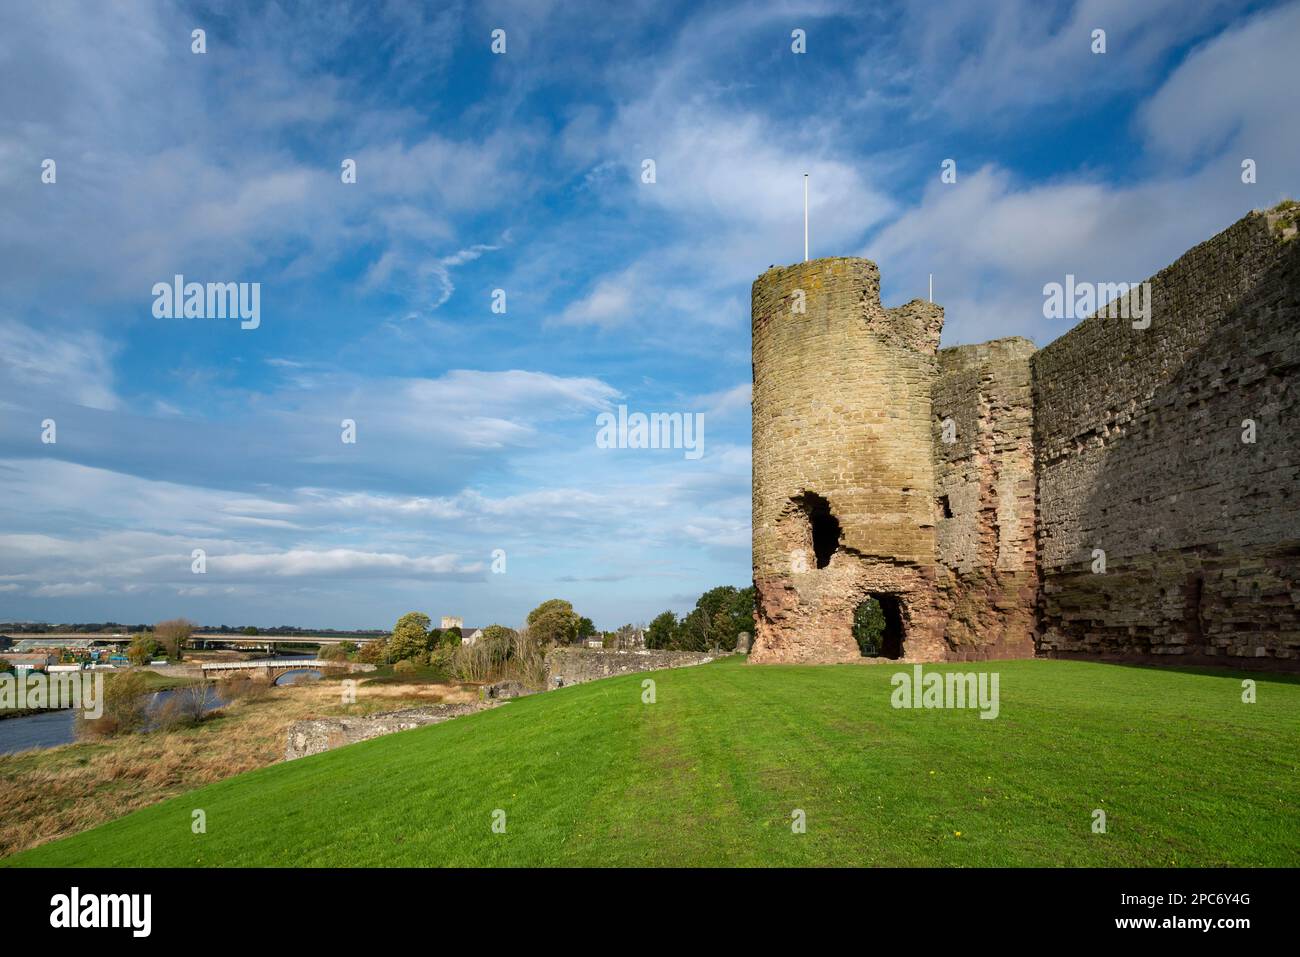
803, 173, 809, 262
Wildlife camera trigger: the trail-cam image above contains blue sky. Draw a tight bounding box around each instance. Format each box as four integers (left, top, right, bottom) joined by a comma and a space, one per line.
1, 0, 1296, 630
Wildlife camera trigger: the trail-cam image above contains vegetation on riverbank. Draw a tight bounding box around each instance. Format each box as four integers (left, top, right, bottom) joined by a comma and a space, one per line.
0, 671, 475, 858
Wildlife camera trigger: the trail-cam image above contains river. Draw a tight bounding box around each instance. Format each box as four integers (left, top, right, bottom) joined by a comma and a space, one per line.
0, 657, 322, 755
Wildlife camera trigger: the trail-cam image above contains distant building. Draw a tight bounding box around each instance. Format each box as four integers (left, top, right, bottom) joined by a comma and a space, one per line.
440, 616, 463, 631
11, 637, 105, 654
461, 628, 484, 646
1, 653, 55, 672
584, 638, 605, 649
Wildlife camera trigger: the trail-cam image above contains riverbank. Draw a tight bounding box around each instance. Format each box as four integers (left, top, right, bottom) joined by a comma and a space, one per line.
0, 668, 198, 723
0, 673, 477, 858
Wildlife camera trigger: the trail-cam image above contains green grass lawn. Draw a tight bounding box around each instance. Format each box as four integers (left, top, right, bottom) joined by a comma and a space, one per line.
7, 658, 1298, 867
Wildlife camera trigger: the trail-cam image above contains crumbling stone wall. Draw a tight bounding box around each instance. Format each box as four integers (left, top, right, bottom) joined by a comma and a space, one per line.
933, 338, 1038, 660
750, 258, 947, 663
543, 647, 722, 687
1033, 207, 1300, 665
285, 702, 486, 760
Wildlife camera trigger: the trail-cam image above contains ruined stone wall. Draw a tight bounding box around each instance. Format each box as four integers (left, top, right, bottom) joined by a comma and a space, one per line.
933, 338, 1038, 660
750, 257, 946, 663
542, 647, 723, 687
1032, 207, 1300, 664
285, 702, 486, 760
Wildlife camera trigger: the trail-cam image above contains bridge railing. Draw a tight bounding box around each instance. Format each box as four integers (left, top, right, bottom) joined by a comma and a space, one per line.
200, 659, 331, 670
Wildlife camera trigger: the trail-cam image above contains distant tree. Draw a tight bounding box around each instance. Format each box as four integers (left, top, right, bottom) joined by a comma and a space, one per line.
731, 586, 755, 632
439, 626, 461, 647
78, 671, 151, 738
0, 657, 12, 674
478, 624, 517, 648
355, 637, 388, 664
242, 626, 259, 636
126, 633, 164, 665
646, 611, 678, 650
689, 586, 740, 649
319, 641, 357, 662
387, 612, 433, 663
710, 610, 733, 648
853, 599, 887, 657
174, 677, 212, 725
154, 618, 195, 660
525, 599, 580, 647
676, 607, 710, 651
614, 623, 642, 649
576, 617, 597, 643
665, 586, 756, 651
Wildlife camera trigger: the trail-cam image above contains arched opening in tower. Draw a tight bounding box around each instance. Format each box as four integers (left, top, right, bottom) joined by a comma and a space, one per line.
853, 594, 905, 659
793, 492, 840, 568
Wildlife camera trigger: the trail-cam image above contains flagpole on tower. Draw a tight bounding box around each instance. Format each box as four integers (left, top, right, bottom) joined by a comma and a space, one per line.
803, 173, 809, 262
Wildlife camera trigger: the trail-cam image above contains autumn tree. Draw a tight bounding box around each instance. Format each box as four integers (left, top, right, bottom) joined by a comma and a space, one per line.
387, 612, 433, 663
153, 619, 195, 660
126, 632, 164, 665
525, 599, 580, 647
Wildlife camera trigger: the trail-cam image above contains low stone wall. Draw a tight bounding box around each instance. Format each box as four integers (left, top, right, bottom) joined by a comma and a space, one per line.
284, 652, 722, 760
483, 679, 534, 700
285, 702, 485, 760
543, 647, 724, 688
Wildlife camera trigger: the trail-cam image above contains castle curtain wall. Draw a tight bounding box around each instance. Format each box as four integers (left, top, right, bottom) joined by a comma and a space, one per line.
1032, 210, 1300, 665
933, 339, 1038, 660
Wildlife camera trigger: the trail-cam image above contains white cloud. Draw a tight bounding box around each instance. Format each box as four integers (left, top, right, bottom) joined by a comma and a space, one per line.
33, 582, 108, 597
215, 548, 482, 579
553, 267, 639, 329
874, 0, 1248, 123
1138, 1, 1300, 167
0, 319, 119, 410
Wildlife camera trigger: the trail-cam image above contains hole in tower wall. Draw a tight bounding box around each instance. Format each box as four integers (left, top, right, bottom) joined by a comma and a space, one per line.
853, 595, 905, 659
938, 495, 953, 519
787, 492, 840, 569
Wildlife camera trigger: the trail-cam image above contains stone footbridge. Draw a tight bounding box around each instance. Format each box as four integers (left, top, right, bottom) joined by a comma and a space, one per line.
200, 659, 375, 683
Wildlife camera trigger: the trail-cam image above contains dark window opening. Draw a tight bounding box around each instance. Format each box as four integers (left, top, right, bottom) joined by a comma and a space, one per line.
853, 594, 905, 659
938, 495, 953, 519
791, 492, 840, 569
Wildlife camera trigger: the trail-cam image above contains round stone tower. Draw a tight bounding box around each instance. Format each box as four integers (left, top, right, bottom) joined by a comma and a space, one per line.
750, 257, 947, 663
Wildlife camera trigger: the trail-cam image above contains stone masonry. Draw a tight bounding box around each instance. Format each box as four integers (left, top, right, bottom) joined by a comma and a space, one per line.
751, 258, 946, 663
1034, 205, 1300, 665
751, 202, 1300, 669
543, 647, 724, 687
285, 702, 486, 760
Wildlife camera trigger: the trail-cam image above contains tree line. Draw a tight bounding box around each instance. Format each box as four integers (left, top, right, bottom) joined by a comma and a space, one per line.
646, 585, 755, 652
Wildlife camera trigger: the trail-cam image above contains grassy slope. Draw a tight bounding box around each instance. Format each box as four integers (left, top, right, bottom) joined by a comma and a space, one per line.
7, 658, 1298, 867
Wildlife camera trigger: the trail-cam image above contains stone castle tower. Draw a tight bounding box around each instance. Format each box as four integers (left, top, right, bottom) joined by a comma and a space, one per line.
750, 202, 1300, 669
